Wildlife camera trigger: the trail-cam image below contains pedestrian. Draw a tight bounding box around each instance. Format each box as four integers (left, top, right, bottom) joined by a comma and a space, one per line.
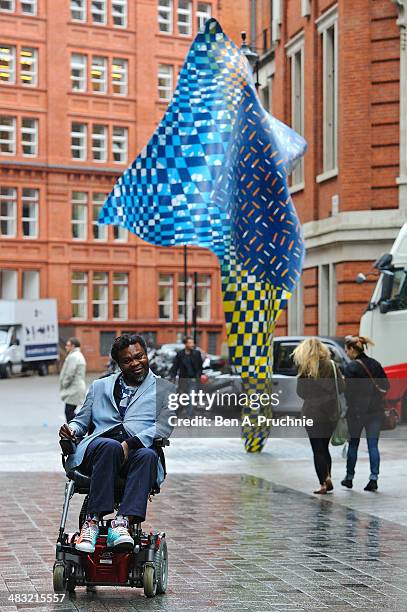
293, 338, 343, 495
59, 337, 87, 423
169, 335, 203, 417
341, 335, 390, 492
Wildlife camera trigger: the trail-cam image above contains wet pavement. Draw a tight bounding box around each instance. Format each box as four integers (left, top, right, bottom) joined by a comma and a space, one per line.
1, 472, 407, 611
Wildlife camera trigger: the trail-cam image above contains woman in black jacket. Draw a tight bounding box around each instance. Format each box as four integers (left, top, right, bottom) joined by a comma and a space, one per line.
293, 338, 343, 495
342, 335, 390, 492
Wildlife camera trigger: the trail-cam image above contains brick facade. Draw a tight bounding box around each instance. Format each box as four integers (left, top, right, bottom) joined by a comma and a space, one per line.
0, 0, 233, 370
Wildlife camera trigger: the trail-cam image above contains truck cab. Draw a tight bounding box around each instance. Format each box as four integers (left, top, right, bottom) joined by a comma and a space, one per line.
0, 325, 23, 377
359, 223, 407, 420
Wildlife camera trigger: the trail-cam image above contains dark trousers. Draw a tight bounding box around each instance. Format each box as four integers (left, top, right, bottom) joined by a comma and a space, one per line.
306, 422, 336, 485
346, 414, 382, 481
65, 403, 76, 423
81, 437, 158, 520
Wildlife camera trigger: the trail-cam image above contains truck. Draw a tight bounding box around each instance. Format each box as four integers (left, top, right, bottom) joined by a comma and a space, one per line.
358, 223, 407, 421
0, 299, 58, 378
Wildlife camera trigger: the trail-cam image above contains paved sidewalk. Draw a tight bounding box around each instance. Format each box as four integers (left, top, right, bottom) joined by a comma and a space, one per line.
1, 472, 407, 611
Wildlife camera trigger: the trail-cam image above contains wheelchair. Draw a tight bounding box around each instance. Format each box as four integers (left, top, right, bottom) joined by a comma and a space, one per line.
53, 437, 170, 598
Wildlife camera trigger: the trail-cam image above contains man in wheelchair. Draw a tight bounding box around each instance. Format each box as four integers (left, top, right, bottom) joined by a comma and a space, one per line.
59, 333, 175, 555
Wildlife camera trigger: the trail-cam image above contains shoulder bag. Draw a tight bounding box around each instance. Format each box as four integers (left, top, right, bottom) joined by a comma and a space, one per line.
330, 361, 349, 446
355, 359, 397, 430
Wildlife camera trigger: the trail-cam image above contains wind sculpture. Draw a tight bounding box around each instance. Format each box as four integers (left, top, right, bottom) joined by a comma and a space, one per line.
99, 19, 306, 452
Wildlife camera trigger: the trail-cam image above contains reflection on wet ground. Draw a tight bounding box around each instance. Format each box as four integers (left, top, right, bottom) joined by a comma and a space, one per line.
0, 473, 406, 611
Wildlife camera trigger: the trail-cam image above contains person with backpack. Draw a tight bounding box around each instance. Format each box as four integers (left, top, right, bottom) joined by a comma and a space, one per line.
341, 336, 390, 492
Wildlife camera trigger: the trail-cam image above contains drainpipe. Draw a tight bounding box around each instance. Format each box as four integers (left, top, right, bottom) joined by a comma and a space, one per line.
392, 0, 407, 212
250, 0, 257, 50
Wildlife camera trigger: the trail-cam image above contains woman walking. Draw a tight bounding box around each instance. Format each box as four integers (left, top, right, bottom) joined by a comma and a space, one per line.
293, 338, 343, 495
341, 336, 389, 492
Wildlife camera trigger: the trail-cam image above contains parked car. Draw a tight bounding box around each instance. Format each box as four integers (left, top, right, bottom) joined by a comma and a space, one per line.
202, 336, 350, 416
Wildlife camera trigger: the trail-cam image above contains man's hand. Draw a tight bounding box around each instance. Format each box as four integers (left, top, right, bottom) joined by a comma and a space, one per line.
121, 440, 129, 462
59, 424, 76, 439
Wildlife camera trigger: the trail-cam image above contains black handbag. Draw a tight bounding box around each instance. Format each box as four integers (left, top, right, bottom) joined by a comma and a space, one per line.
355, 359, 397, 430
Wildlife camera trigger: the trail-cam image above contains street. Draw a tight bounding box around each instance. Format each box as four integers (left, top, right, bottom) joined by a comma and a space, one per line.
1, 374, 407, 611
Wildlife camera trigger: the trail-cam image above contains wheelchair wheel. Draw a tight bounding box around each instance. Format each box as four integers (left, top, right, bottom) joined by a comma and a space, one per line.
143, 564, 157, 598
79, 495, 89, 530
53, 563, 66, 593
154, 538, 168, 594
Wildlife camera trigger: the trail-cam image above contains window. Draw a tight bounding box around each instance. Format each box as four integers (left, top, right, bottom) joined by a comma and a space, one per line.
317, 8, 338, 176
158, 64, 172, 101
287, 36, 304, 187
0, 187, 16, 237
71, 0, 86, 21
386, 269, 407, 312
112, 57, 127, 95
92, 272, 108, 319
91, 56, 107, 93
71, 53, 87, 91
0, 0, 14, 12
71, 191, 87, 240
159, 274, 173, 319
197, 2, 211, 31
112, 0, 127, 27
158, 0, 172, 34
177, 0, 191, 36
0, 269, 17, 299
319, 263, 336, 335
21, 118, 38, 156
72, 271, 88, 319
92, 192, 108, 240
195, 274, 211, 320
22, 188, 38, 238
0, 45, 15, 83
112, 126, 127, 163
112, 272, 128, 319
0, 116, 16, 154
71, 122, 87, 160
21, 0, 36, 14
274, 342, 298, 376
177, 274, 192, 320
113, 224, 127, 241
20, 47, 37, 86
22, 270, 39, 299
91, 0, 106, 24
287, 279, 304, 335
177, 274, 211, 321
92, 124, 107, 162
100, 330, 116, 356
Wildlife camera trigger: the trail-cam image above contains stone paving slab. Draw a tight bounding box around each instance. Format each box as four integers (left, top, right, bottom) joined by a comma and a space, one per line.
0, 473, 407, 611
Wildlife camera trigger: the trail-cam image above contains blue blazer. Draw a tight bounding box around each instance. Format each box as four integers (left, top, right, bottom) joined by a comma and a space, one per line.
66, 369, 175, 484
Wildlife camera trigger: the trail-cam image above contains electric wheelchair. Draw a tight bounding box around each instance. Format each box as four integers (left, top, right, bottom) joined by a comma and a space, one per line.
53, 437, 170, 598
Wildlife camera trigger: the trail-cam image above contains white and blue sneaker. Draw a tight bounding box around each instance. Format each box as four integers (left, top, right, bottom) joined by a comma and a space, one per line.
75, 520, 99, 553
107, 517, 134, 551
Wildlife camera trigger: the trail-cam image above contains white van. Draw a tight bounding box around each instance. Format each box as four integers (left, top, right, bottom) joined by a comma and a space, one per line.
0, 299, 58, 378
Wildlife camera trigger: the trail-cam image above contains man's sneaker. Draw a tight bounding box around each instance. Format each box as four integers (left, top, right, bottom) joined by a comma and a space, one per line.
75, 520, 99, 553
107, 517, 134, 551
341, 478, 353, 489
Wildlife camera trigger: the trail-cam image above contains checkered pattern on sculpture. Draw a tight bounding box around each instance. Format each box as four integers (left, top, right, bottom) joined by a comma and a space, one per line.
99, 19, 307, 452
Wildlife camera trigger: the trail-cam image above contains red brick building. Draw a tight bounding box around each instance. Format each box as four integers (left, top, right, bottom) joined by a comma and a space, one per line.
245, 0, 407, 337
0, 0, 237, 370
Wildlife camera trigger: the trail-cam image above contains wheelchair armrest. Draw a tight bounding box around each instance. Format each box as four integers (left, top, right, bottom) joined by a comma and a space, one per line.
153, 437, 170, 447
59, 438, 77, 455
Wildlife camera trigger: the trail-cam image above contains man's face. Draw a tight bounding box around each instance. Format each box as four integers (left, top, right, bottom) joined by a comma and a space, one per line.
117, 342, 149, 385
185, 338, 194, 351
65, 341, 73, 353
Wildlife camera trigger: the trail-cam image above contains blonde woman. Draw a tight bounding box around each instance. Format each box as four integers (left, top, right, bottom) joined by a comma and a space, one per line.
293, 338, 344, 494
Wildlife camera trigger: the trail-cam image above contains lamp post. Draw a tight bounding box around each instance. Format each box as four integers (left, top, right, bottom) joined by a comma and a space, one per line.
240, 31, 260, 88
183, 244, 188, 338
